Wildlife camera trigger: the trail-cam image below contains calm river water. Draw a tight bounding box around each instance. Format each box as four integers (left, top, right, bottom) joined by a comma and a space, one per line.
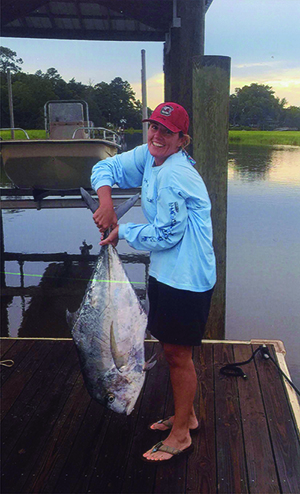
1, 143, 300, 388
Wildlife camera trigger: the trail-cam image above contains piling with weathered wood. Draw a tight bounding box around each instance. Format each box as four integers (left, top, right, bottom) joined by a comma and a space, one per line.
192, 55, 231, 339
164, 0, 205, 131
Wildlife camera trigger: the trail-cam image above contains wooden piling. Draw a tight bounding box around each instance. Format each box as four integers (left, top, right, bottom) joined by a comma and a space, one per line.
164, 0, 205, 137
141, 49, 148, 144
7, 69, 15, 140
193, 55, 231, 339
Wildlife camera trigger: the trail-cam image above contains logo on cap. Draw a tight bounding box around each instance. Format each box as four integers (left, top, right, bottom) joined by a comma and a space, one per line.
160, 105, 174, 117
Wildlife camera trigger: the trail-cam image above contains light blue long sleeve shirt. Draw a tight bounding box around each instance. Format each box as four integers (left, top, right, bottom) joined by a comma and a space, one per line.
91, 144, 216, 292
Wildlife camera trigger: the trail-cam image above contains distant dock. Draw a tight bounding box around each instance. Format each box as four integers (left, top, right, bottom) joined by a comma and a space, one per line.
0, 187, 142, 210
1, 338, 299, 493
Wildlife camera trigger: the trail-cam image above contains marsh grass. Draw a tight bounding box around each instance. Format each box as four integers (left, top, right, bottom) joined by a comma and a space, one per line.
1, 129, 299, 146
0, 129, 47, 140
229, 130, 300, 147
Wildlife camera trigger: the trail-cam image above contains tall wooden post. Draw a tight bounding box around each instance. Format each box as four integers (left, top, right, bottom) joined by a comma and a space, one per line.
0, 209, 6, 288
164, 0, 205, 142
141, 49, 148, 144
193, 55, 231, 339
7, 69, 15, 139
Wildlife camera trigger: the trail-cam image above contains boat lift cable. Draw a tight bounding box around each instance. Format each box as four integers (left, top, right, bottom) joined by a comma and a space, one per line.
220, 344, 300, 397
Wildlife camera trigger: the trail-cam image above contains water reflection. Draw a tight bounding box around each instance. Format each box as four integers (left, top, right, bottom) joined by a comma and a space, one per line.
228, 145, 273, 182
1, 143, 300, 387
228, 144, 300, 187
1, 251, 149, 338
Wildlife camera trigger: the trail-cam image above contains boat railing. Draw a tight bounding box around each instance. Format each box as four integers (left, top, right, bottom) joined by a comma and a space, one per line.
72, 127, 121, 146
0, 128, 30, 140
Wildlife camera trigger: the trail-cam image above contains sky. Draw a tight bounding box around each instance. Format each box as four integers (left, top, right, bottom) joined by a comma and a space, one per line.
2, 0, 300, 109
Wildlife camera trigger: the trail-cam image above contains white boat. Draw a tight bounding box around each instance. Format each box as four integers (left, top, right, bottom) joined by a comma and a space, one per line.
0, 100, 122, 192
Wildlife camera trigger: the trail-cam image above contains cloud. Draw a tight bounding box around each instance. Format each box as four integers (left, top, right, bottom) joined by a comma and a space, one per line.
131, 72, 164, 110
234, 61, 281, 69
231, 65, 300, 106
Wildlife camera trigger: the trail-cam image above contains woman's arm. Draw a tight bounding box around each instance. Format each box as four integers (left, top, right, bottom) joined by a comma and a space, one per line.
91, 145, 148, 233
118, 185, 188, 252
93, 185, 117, 233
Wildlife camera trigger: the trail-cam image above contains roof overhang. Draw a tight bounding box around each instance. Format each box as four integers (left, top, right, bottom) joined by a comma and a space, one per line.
1, 0, 214, 42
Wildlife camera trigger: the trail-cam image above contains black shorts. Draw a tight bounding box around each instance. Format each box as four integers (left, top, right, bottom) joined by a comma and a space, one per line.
146, 276, 214, 346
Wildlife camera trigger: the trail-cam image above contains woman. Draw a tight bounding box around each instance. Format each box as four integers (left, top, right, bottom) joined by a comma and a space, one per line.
91, 102, 216, 462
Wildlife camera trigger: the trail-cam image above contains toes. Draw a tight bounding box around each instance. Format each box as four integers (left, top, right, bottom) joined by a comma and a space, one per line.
143, 449, 172, 461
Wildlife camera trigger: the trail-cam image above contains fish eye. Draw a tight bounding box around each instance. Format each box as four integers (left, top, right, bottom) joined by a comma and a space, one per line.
106, 393, 115, 404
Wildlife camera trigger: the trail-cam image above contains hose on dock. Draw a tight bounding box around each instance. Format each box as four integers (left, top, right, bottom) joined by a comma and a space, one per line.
220, 344, 300, 397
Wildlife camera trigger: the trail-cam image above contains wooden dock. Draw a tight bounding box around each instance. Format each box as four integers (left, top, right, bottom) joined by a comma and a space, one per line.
1, 338, 300, 493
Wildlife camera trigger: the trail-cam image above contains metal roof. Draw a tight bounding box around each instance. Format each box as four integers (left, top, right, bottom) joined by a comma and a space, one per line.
1, 0, 214, 42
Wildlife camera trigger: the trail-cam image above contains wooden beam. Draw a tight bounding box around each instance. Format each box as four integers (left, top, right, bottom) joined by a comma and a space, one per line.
193, 55, 231, 340
1, 27, 165, 42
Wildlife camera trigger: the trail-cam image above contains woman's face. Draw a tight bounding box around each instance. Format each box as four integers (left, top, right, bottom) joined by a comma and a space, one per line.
147, 123, 184, 166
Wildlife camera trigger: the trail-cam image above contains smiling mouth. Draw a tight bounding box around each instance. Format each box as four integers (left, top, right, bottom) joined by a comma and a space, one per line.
151, 141, 164, 148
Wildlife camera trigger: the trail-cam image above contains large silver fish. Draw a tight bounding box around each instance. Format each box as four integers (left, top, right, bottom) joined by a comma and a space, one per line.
67, 190, 149, 415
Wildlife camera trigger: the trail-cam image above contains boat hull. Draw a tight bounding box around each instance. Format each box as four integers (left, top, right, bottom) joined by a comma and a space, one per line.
0, 139, 119, 190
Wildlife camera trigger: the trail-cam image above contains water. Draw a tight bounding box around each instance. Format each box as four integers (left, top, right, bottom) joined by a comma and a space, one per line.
1, 143, 300, 388
226, 145, 300, 388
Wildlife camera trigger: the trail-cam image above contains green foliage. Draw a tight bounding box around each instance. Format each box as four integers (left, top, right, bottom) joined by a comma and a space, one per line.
0, 47, 144, 130
229, 83, 300, 130
0, 46, 23, 73
1, 46, 299, 133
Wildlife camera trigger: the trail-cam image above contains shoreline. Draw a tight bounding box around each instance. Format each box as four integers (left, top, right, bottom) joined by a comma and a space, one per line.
1, 129, 299, 147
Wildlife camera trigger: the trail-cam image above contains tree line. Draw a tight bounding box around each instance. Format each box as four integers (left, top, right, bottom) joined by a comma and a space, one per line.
1, 46, 300, 131
0, 47, 144, 130
229, 84, 300, 130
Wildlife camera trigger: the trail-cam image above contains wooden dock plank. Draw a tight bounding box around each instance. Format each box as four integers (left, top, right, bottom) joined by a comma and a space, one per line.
233, 344, 280, 493
55, 342, 156, 494
116, 343, 171, 494
214, 343, 249, 494
186, 344, 216, 494
1, 340, 74, 466
151, 346, 192, 494
87, 407, 138, 493
1, 339, 36, 386
0, 338, 17, 357
53, 399, 112, 494
1, 344, 81, 494
1, 339, 299, 494
254, 344, 300, 494
1, 340, 54, 420
22, 373, 91, 493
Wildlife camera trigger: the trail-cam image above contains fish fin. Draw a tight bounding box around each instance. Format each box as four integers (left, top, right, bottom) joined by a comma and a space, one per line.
66, 308, 80, 328
80, 188, 139, 220
143, 353, 157, 371
115, 193, 140, 220
110, 321, 129, 370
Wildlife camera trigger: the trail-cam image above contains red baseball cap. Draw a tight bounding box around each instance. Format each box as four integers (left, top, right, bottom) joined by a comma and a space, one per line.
142, 102, 189, 134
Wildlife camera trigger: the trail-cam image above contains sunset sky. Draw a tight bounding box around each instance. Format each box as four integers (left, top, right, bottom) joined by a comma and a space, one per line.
2, 0, 300, 109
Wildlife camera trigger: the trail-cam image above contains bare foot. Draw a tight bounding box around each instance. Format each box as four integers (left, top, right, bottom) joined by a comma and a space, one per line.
143, 434, 192, 462
150, 415, 199, 432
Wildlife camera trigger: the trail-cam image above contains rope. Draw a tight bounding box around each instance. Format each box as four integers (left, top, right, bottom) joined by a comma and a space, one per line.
220, 344, 300, 397
0, 360, 15, 367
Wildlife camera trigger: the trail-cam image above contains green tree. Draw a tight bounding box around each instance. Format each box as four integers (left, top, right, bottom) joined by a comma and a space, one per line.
0, 47, 142, 130
1, 72, 57, 128
281, 106, 300, 129
0, 46, 23, 73
229, 83, 286, 129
